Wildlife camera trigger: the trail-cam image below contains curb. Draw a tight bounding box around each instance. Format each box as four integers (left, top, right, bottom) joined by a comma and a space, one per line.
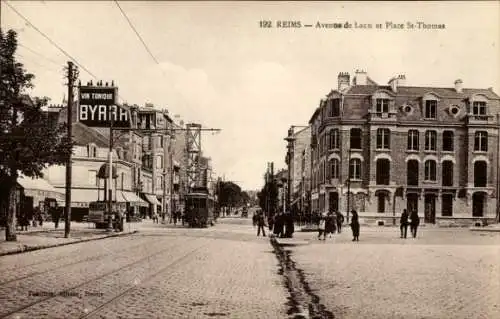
470, 227, 500, 233
0, 230, 139, 257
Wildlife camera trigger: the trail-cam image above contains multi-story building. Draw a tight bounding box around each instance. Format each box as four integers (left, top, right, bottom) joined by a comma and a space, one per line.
309, 70, 500, 225
286, 126, 311, 214
42, 100, 189, 220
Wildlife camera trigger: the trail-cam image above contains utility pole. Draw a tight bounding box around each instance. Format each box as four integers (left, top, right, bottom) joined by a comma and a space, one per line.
346, 149, 352, 224
64, 61, 75, 238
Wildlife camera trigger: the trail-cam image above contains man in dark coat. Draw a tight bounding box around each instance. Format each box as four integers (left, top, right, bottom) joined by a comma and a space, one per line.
273, 212, 284, 238
400, 209, 409, 238
325, 212, 336, 238
350, 209, 360, 241
409, 210, 420, 238
256, 212, 266, 237
335, 211, 344, 234
284, 212, 294, 238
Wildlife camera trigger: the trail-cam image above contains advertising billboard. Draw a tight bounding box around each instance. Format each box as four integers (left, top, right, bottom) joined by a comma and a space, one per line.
78, 86, 130, 128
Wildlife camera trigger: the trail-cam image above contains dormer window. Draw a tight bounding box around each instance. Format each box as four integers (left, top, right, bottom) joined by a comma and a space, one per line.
87, 144, 97, 157
472, 101, 487, 116
329, 99, 340, 117
376, 99, 389, 113
424, 100, 437, 119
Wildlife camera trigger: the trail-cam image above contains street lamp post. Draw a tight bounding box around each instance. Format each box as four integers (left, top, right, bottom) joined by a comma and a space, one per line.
346, 148, 352, 224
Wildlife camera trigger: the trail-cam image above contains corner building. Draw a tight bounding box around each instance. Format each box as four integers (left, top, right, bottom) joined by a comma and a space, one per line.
309, 70, 500, 225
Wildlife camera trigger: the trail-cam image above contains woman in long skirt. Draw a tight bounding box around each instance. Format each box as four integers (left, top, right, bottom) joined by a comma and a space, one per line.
350, 209, 360, 241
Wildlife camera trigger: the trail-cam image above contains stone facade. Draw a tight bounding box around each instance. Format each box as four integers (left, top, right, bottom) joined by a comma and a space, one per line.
309, 70, 500, 225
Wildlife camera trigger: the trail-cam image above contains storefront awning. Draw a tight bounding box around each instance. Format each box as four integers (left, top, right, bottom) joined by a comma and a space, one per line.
58, 188, 103, 208
119, 191, 149, 207
143, 193, 161, 206
17, 175, 64, 199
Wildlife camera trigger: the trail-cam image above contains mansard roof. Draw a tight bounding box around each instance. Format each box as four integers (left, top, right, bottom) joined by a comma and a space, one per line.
346, 85, 500, 100
72, 122, 109, 147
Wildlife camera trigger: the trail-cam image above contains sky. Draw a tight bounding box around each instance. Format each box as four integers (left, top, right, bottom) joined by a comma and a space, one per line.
2, 1, 499, 190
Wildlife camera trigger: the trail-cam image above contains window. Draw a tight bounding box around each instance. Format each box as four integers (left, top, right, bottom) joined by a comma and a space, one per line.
442, 131, 454, 152
330, 159, 339, 179
424, 100, 437, 119
376, 99, 389, 113
472, 101, 487, 116
87, 145, 97, 157
88, 170, 97, 186
376, 128, 390, 149
441, 194, 453, 217
424, 160, 437, 181
349, 158, 361, 180
329, 129, 339, 149
376, 159, 390, 185
159, 136, 164, 148
407, 130, 419, 151
407, 160, 419, 186
474, 131, 488, 152
329, 99, 340, 117
156, 155, 163, 169
425, 131, 437, 151
157, 177, 163, 190
474, 161, 487, 187
442, 161, 453, 186
350, 128, 362, 149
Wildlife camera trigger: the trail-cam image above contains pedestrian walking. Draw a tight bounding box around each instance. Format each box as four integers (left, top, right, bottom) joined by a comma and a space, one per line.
325, 211, 336, 238
256, 212, 266, 237
252, 212, 258, 227
284, 212, 295, 238
400, 209, 409, 238
409, 210, 420, 238
350, 209, 360, 241
317, 213, 326, 240
273, 212, 284, 238
335, 211, 344, 234
268, 214, 274, 231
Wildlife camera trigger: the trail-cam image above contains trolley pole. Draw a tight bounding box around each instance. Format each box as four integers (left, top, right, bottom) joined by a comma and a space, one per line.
107, 108, 114, 231
64, 61, 75, 238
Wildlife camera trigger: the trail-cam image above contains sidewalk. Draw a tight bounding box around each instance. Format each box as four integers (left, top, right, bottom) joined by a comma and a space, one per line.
0, 221, 140, 256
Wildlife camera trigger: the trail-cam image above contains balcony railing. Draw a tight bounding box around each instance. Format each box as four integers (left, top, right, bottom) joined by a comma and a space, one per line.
466, 114, 495, 124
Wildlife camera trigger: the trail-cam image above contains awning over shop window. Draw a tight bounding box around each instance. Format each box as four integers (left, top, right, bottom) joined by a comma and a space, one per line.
58, 188, 103, 208
143, 193, 161, 206
17, 175, 64, 199
119, 191, 149, 207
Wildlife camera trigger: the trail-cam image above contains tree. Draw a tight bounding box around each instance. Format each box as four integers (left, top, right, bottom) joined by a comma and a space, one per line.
0, 29, 73, 241
258, 179, 279, 215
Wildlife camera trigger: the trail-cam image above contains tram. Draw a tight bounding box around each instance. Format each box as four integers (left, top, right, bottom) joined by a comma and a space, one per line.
184, 187, 215, 228
88, 201, 126, 229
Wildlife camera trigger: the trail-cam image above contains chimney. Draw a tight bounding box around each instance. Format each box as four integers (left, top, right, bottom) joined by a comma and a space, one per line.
454, 79, 463, 93
338, 72, 350, 91
397, 74, 406, 86
353, 69, 367, 85
388, 77, 398, 92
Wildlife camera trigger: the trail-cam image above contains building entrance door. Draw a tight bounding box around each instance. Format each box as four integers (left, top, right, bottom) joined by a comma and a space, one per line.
424, 194, 436, 223
329, 192, 339, 212
472, 192, 485, 217
406, 193, 418, 214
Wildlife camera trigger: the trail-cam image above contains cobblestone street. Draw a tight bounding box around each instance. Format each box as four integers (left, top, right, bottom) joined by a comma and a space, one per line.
0, 220, 287, 319
284, 227, 500, 319
1, 219, 500, 318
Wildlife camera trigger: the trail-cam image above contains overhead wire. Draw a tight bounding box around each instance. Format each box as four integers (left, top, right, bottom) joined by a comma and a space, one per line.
113, 0, 159, 65
4, 0, 98, 80
18, 43, 62, 67
112, 0, 204, 123
4, 1, 131, 103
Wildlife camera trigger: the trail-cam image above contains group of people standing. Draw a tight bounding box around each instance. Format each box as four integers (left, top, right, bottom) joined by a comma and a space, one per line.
399, 209, 420, 238
317, 210, 361, 241
254, 211, 295, 238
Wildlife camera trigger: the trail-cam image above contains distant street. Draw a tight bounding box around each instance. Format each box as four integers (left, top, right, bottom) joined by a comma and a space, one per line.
1, 219, 499, 319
